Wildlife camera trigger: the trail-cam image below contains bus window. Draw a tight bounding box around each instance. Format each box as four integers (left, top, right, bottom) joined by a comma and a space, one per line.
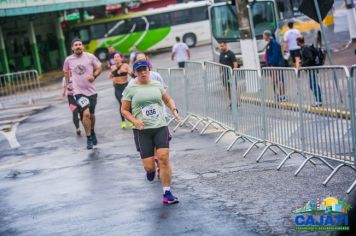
276, 0, 303, 19
210, 2, 276, 41
106, 21, 127, 37
252, 2, 276, 36
190, 6, 209, 22
127, 17, 146, 32
169, 9, 191, 25
89, 24, 107, 39
211, 4, 240, 41
147, 13, 170, 29
79, 28, 90, 43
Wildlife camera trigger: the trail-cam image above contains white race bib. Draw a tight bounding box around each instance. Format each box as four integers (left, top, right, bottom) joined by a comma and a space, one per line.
142, 104, 160, 121
77, 97, 90, 108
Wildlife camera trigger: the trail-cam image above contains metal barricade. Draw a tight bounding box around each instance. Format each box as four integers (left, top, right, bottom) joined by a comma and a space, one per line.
184, 61, 206, 117
176, 61, 207, 132
0, 70, 41, 108
293, 66, 355, 194
202, 61, 234, 131
296, 67, 353, 163
162, 62, 356, 194
343, 65, 356, 193
156, 68, 170, 93
253, 68, 303, 162
169, 68, 187, 118
232, 69, 266, 154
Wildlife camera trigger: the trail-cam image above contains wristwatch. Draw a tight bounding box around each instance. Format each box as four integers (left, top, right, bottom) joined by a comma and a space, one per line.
173, 108, 179, 113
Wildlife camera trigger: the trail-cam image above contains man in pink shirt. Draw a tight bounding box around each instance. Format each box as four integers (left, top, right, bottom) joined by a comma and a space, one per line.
63, 38, 102, 149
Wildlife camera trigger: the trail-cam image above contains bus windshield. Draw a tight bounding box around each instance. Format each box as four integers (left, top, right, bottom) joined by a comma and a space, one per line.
210, 1, 277, 41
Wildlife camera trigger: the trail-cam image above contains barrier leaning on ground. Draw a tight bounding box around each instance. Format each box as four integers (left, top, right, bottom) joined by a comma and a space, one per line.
0, 70, 41, 109
159, 61, 356, 194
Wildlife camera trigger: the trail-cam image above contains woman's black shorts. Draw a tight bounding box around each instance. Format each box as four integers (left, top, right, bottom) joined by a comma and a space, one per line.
133, 126, 171, 159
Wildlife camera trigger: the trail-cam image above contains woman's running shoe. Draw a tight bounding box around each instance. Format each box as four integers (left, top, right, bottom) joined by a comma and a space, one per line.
162, 191, 179, 204
129, 122, 134, 129
121, 121, 126, 129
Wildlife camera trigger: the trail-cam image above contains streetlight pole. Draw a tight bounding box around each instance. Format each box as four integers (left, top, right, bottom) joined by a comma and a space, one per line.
312, 0, 334, 65
234, 0, 260, 69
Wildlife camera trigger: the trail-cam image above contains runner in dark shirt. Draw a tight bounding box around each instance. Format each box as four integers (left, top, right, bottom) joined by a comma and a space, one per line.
218, 41, 238, 104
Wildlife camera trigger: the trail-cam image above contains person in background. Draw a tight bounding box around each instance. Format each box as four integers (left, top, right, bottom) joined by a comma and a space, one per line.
62, 75, 81, 136
107, 46, 122, 68
296, 36, 322, 107
283, 21, 302, 66
171, 37, 190, 68
129, 45, 139, 67
109, 53, 133, 129
218, 41, 238, 105
263, 30, 286, 102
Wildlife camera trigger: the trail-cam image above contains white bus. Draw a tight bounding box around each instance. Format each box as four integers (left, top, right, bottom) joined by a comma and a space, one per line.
208, 0, 333, 64
209, 0, 279, 64
68, 1, 212, 60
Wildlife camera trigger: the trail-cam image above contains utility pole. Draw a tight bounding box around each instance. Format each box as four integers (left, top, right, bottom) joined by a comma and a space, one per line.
234, 0, 260, 70
312, 0, 334, 65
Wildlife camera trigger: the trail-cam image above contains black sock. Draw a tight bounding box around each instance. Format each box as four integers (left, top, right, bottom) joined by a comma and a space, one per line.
91, 129, 95, 134
87, 135, 92, 139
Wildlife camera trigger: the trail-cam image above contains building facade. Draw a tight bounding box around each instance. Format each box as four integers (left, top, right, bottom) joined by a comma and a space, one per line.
0, 0, 128, 74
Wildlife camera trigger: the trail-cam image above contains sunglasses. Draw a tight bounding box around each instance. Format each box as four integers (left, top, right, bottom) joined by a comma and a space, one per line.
135, 67, 148, 72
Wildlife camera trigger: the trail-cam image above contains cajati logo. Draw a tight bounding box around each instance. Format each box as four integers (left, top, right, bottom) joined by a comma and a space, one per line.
294, 197, 351, 231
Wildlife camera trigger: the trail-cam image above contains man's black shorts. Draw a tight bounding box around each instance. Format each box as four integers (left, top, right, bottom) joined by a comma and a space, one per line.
290, 49, 301, 63
74, 94, 97, 114
133, 126, 171, 159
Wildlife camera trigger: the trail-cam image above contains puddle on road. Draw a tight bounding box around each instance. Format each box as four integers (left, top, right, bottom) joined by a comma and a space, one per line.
2, 127, 12, 132
5, 169, 42, 179
201, 172, 218, 178
178, 173, 199, 180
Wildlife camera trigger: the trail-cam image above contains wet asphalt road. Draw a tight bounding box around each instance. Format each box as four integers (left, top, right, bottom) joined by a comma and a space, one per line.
1, 72, 355, 235
0, 77, 259, 235
1, 27, 356, 235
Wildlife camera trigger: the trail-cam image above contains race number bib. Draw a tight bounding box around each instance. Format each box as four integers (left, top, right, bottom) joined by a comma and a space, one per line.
77, 97, 90, 108
142, 104, 160, 121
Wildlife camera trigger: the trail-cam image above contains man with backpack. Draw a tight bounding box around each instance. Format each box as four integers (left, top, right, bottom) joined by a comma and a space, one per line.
296, 36, 323, 107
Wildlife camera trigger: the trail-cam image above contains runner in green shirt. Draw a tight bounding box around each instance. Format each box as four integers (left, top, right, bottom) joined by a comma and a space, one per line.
121, 60, 180, 204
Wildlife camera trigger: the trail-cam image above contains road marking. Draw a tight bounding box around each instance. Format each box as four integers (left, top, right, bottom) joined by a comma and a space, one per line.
0, 122, 20, 148
0, 156, 32, 170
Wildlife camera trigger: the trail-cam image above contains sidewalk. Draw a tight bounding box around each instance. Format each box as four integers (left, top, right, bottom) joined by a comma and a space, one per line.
327, 41, 356, 67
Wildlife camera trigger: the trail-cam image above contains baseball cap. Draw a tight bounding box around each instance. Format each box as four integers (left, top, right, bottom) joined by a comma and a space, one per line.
133, 60, 149, 71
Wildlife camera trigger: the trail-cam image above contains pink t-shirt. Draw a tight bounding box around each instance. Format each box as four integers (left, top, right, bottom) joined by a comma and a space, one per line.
63, 52, 101, 96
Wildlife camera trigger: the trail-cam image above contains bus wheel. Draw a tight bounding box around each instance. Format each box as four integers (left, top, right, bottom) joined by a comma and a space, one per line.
95, 48, 108, 61
183, 33, 197, 47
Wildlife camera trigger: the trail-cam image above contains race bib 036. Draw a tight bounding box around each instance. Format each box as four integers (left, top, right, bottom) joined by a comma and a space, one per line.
142, 104, 160, 121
